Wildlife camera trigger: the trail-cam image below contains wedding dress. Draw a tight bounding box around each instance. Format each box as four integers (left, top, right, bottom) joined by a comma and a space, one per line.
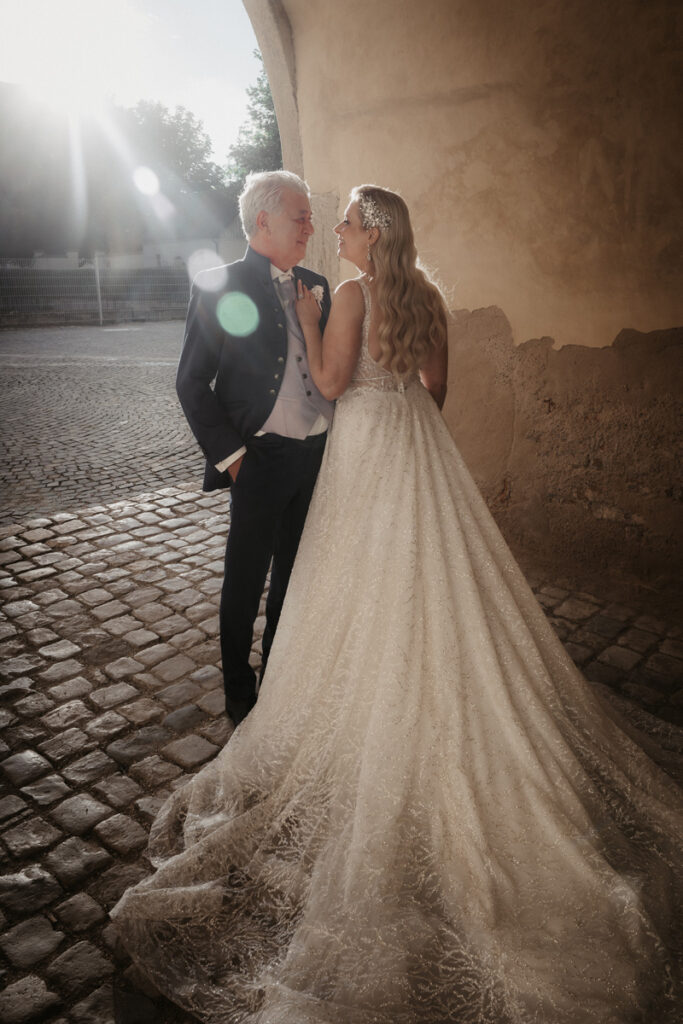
112, 279, 682, 1023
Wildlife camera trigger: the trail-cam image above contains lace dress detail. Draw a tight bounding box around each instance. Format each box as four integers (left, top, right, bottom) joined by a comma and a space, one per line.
347, 277, 417, 393
112, 297, 683, 1023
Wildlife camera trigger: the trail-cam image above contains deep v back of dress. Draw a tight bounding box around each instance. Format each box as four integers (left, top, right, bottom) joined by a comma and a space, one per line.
112, 290, 683, 1022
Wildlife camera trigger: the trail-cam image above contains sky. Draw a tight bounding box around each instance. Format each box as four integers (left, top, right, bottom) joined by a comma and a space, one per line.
0, 0, 262, 163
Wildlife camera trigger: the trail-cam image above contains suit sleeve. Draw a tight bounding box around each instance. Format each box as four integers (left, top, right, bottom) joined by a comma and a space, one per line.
176, 280, 245, 467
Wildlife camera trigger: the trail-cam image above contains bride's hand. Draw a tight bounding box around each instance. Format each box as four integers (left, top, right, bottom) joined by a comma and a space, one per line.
295, 281, 322, 328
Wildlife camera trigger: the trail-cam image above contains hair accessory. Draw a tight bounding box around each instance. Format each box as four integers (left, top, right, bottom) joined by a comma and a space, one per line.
358, 193, 392, 231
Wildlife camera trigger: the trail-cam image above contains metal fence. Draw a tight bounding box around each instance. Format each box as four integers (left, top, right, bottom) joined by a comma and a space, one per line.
0, 258, 191, 326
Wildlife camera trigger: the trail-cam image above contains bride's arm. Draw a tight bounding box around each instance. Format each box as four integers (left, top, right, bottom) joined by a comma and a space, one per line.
296, 279, 364, 400
419, 311, 448, 410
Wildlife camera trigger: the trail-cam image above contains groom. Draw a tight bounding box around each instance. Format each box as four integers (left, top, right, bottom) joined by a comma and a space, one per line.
176, 170, 333, 725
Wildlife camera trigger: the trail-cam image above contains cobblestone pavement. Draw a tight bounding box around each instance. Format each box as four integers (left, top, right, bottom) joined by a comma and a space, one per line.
0, 327, 682, 1023
0, 323, 201, 525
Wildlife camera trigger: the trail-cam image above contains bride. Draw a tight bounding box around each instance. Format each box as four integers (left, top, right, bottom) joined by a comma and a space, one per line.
112, 186, 682, 1023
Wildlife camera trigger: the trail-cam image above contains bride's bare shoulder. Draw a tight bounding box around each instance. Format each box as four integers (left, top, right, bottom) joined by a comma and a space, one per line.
331, 278, 366, 320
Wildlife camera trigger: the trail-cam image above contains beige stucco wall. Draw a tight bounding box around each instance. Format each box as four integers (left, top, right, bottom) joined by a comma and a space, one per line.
244, 0, 682, 612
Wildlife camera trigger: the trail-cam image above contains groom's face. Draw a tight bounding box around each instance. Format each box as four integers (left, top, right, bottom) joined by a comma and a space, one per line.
262, 188, 314, 271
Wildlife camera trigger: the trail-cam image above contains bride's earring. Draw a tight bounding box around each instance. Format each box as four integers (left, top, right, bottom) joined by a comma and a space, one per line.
367, 244, 373, 264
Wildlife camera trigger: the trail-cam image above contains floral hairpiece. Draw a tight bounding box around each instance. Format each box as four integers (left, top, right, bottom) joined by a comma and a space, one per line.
357, 193, 392, 232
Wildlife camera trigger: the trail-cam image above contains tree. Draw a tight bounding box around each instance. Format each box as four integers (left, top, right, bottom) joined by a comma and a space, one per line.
225, 50, 282, 186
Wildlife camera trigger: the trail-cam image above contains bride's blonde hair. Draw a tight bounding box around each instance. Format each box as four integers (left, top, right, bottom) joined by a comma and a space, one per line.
352, 184, 447, 377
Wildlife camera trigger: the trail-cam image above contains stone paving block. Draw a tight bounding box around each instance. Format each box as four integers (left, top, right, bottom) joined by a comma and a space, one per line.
41, 699, 93, 731
162, 734, 218, 769
38, 638, 81, 660
3, 599, 40, 617
196, 684, 225, 716
117, 698, 164, 725
1, 653, 45, 678
597, 645, 641, 672
78, 587, 116, 608
135, 642, 176, 667
46, 939, 114, 995
622, 681, 666, 707
95, 813, 148, 855
184, 600, 219, 624
0, 865, 62, 913
553, 597, 600, 621
634, 614, 669, 634
169, 627, 206, 650
104, 657, 144, 681
3, 815, 63, 858
616, 628, 658, 654
45, 837, 113, 888
200, 717, 231, 748
0, 794, 28, 820
102, 614, 141, 637
1, 749, 52, 785
106, 725, 172, 766
192, 665, 222, 690
21, 774, 72, 806
25, 627, 59, 646
0, 914, 65, 968
85, 710, 128, 741
123, 627, 159, 648
39, 657, 83, 683
15, 692, 55, 717
0, 974, 62, 1024
0, 620, 18, 640
55, 892, 106, 932
93, 774, 142, 808
643, 653, 683, 684
88, 861, 150, 909
156, 680, 201, 707
125, 586, 163, 607
50, 794, 112, 835
44, 599, 82, 617
91, 600, 130, 621
90, 682, 139, 709
153, 653, 196, 684
163, 704, 207, 733
584, 660, 622, 686
135, 794, 169, 821
152, 613, 192, 639
0, 676, 35, 700
660, 638, 683, 660
129, 755, 182, 788
38, 727, 96, 764
70, 982, 115, 1023
62, 750, 117, 786
133, 601, 172, 624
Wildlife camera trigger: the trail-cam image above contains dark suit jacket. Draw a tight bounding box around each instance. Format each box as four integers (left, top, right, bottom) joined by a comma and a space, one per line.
176, 246, 332, 491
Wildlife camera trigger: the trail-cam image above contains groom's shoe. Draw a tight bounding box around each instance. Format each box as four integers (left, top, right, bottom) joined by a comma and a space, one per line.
225, 695, 256, 727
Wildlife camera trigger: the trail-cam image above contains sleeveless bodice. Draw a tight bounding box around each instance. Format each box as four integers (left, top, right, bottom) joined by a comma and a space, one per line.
347, 277, 418, 393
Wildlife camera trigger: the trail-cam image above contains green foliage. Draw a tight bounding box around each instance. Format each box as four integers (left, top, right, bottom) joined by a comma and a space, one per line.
0, 50, 281, 256
225, 51, 283, 185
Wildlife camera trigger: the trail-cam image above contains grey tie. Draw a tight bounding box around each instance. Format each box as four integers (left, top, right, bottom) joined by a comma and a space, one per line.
274, 276, 303, 340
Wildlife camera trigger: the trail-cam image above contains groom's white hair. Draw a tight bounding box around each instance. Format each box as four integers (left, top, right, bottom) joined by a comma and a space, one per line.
239, 170, 310, 239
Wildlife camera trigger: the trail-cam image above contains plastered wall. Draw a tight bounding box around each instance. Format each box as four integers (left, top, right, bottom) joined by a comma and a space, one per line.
244, 0, 682, 612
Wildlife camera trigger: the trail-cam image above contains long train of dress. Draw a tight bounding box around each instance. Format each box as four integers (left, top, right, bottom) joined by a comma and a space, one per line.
112, 280, 682, 1023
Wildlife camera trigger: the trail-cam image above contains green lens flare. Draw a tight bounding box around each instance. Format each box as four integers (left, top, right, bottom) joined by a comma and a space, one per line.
216, 292, 259, 337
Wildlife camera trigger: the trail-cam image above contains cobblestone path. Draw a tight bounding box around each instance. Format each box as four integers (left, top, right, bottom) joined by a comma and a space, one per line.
0, 323, 201, 524
0, 326, 681, 1023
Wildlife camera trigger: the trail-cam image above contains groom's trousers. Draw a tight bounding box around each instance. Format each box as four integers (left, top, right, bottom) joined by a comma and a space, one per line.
219, 431, 326, 721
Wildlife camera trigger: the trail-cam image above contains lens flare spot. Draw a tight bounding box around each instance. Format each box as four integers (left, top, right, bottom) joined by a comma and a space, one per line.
188, 250, 228, 292
133, 166, 159, 196
217, 292, 260, 337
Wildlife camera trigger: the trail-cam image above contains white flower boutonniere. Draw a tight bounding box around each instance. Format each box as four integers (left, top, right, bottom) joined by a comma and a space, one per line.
310, 285, 324, 307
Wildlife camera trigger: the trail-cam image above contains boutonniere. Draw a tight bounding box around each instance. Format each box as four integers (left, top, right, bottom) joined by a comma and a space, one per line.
310, 284, 324, 307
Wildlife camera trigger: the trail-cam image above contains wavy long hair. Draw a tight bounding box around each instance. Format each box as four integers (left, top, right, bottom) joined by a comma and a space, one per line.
352, 185, 447, 377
